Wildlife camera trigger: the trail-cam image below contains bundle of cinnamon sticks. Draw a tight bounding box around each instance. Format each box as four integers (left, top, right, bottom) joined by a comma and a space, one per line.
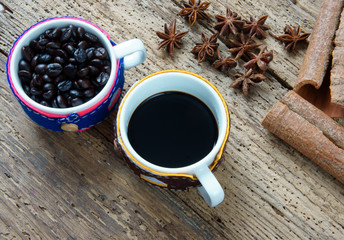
262, 0, 344, 184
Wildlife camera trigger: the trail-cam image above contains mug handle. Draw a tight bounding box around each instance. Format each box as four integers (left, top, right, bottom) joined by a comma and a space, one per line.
194, 165, 224, 207
112, 39, 146, 70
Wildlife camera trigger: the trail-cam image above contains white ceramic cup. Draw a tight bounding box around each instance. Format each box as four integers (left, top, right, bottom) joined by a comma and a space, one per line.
7, 16, 146, 131
115, 70, 230, 207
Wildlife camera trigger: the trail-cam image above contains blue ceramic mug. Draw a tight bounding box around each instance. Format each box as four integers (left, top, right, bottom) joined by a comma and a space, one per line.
7, 17, 146, 132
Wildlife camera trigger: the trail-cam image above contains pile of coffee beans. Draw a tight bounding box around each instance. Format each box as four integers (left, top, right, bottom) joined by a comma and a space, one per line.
18, 24, 111, 108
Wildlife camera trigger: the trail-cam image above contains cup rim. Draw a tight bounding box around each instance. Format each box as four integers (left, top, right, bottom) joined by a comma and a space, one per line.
7, 16, 119, 116
116, 70, 230, 177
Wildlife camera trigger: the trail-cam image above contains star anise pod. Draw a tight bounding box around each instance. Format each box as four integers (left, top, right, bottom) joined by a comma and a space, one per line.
270, 25, 310, 52
212, 49, 237, 72
244, 46, 273, 72
179, 0, 211, 26
230, 69, 266, 95
192, 33, 219, 62
213, 8, 244, 36
228, 32, 262, 60
156, 20, 188, 56
243, 15, 269, 39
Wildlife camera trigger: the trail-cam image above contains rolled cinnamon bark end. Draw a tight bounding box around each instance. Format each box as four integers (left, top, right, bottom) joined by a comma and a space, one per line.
262, 91, 344, 184
294, 0, 344, 91
330, 9, 344, 107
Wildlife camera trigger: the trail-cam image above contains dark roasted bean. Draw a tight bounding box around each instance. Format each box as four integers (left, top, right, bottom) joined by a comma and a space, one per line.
54, 56, 65, 65
39, 100, 50, 107
57, 80, 72, 92
74, 48, 87, 63
77, 40, 88, 49
46, 63, 62, 77
35, 64, 47, 75
69, 25, 77, 38
45, 29, 53, 39
64, 43, 75, 56
19, 59, 32, 71
39, 54, 52, 63
83, 88, 95, 98
42, 83, 56, 101
31, 55, 39, 67
56, 95, 68, 108
31, 74, 44, 88
30, 87, 43, 96
42, 74, 53, 83
60, 28, 72, 42
22, 46, 34, 62
90, 58, 103, 68
77, 79, 91, 89
54, 74, 65, 84
84, 32, 98, 43
69, 58, 77, 64
51, 28, 62, 40
30, 40, 44, 52
23, 84, 31, 97
77, 67, 89, 78
38, 38, 49, 46
18, 70, 31, 83
71, 97, 83, 107
46, 41, 60, 49
51, 98, 59, 108
94, 72, 109, 87
55, 49, 68, 59
88, 65, 100, 75
103, 65, 111, 75
86, 47, 95, 59
63, 64, 77, 78
77, 27, 85, 39
69, 89, 83, 98
94, 47, 108, 60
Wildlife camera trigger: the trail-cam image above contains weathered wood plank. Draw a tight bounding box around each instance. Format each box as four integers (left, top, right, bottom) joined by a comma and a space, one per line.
0, 0, 343, 239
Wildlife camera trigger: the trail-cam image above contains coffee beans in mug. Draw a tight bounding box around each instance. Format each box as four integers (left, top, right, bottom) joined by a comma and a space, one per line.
18, 24, 111, 108
127, 91, 219, 168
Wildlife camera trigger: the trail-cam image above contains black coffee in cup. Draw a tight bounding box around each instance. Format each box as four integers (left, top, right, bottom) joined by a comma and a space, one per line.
127, 91, 218, 168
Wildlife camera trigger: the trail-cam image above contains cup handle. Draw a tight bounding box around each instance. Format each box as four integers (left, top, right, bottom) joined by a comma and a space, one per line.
194, 165, 224, 207
112, 39, 146, 70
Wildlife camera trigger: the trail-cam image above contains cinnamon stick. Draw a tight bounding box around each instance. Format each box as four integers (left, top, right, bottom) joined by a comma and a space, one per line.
330, 9, 344, 107
262, 91, 344, 184
294, 0, 344, 91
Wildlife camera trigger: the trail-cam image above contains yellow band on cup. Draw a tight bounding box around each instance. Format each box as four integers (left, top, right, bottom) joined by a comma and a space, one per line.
117, 69, 230, 180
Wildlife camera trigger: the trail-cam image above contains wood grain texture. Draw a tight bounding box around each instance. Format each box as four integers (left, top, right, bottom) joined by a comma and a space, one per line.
0, 0, 343, 239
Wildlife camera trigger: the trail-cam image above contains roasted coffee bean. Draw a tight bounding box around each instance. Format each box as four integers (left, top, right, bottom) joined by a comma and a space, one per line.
23, 84, 31, 97
19, 59, 32, 71
38, 38, 49, 46
77, 67, 89, 78
45, 29, 53, 39
68, 58, 77, 65
31, 94, 42, 102
63, 64, 77, 78
54, 56, 65, 65
57, 80, 72, 92
60, 28, 72, 42
39, 53, 52, 63
55, 49, 68, 59
42, 83, 56, 101
56, 95, 68, 108
88, 65, 100, 75
104, 60, 111, 66
31, 74, 44, 88
31, 55, 39, 67
39, 33, 47, 40
77, 40, 88, 49
54, 75, 65, 84
71, 97, 83, 107
77, 27, 85, 39
69, 25, 77, 38
103, 65, 111, 75
74, 48, 87, 63
35, 64, 47, 74
39, 100, 50, 107
86, 47, 95, 59
18, 70, 31, 83
30, 40, 44, 52
83, 88, 95, 98
64, 43, 75, 56
95, 72, 109, 86
94, 47, 108, 60
90, 58, 103, 68
51, 98, 59, 108
46, 41, 60, 49
42, 74, 53, 83
77, 79, 91, 89
51, 28, 62, 40
30, 87, 43, 96
22, 46, 34, 62
84, 32, 98, 43
47, 63, 62, 77
69, 89, 83, 98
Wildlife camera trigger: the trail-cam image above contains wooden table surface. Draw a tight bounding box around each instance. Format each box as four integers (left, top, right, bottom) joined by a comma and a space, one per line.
1, 0, 343, 239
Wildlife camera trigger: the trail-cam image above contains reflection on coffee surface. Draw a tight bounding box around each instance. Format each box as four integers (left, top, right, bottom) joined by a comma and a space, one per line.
128, 91, 218, 168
